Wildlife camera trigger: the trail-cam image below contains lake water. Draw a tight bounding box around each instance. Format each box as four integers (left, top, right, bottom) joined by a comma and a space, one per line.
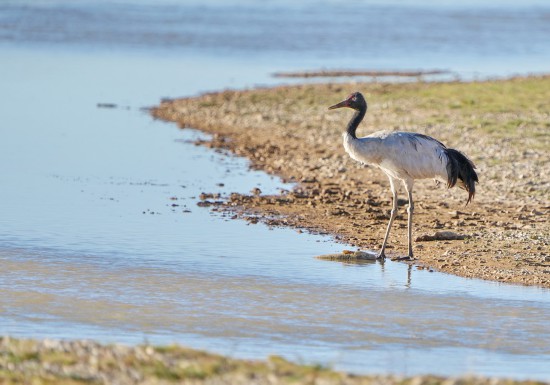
1, 1, 550, 380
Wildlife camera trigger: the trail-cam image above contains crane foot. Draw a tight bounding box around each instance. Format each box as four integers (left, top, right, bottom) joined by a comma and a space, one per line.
391, 255, 414, 261
376, 251, 386, 260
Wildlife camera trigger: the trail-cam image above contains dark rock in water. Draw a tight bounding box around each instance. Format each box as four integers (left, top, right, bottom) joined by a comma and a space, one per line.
197, 200, 223, 207
316, 250, 378, 261
96, 103, 117, 109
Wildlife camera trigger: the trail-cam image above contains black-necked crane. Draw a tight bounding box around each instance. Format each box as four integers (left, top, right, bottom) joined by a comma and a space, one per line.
328, 92, 478, 260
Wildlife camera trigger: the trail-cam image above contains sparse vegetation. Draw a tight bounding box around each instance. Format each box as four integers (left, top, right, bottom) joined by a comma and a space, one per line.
1, 337, 549, 385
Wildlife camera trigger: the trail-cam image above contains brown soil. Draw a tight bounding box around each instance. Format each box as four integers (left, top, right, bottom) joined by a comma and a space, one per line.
151, 77, 550, 288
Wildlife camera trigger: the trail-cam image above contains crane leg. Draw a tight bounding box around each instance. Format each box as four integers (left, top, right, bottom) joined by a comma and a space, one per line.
406, 190, 414, 258
378, 178, 398, 259
404, 182, 415, 259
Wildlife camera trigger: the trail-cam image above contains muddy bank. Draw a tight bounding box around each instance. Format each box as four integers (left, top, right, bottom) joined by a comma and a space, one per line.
272, 69, 447, 78
1, 337, 548, 385
152, 77, 550, 288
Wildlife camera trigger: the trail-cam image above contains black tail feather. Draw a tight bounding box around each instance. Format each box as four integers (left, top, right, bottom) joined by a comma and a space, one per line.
445, 148, 478, 205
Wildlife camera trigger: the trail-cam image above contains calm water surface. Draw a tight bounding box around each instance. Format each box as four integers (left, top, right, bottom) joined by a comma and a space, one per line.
1, 1, 550, 380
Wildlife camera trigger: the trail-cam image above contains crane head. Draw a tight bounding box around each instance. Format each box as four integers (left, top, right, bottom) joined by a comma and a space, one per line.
328, 92, 366, 111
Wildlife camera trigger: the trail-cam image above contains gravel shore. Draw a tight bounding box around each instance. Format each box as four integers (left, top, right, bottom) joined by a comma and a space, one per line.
152, 76, 550, 288
2, 337, 549, 385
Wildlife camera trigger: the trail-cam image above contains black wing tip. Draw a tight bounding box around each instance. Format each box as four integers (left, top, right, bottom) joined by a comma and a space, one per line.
465, 190, 475, 205
445, 148, 478, 205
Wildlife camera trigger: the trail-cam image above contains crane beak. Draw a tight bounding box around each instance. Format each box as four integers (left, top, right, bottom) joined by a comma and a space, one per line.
328, 99, 349, 110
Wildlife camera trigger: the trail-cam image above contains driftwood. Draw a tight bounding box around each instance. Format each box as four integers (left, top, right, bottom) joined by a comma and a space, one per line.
416, 231, 467, 242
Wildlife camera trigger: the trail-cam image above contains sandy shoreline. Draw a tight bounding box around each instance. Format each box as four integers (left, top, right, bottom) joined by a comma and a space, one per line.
152, 77, 550, 288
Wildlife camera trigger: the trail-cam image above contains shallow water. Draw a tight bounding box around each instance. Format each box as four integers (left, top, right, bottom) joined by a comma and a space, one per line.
2, 0, 550, 77
1, 1, 550, 381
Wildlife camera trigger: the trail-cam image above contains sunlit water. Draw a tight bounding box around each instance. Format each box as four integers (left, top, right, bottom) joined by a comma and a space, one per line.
1, 1, 550, 381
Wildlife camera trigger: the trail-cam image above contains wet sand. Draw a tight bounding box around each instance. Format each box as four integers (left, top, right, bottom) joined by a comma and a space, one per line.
152, 76, 550, 288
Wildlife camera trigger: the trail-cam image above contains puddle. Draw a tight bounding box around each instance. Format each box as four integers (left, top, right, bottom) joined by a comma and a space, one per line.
1, 2, 550, 381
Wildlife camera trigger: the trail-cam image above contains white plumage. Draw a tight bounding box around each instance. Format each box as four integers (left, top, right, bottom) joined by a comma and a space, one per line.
329, 92, 478, 260
343, 131, 449, 181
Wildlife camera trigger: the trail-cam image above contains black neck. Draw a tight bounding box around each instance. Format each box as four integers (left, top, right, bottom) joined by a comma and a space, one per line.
346, 106, 366, 139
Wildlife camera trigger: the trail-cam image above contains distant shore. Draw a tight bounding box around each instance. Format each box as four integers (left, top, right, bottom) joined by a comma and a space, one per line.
152, 75, 550, 288
272, 69, 449, 78
2, 336, 549, 384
